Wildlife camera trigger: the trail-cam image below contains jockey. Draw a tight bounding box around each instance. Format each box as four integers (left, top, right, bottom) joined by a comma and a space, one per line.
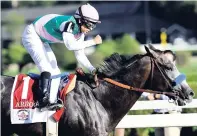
22, 3, 102, 110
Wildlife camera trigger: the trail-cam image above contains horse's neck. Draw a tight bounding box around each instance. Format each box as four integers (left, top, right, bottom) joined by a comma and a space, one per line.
94, 62, 151, 130
93, 75, 144, 130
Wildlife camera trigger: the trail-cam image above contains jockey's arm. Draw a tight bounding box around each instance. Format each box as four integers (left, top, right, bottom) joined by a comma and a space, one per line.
63, 32, 95, 50
74, 34, 96, 73
74, 49, 95, 73
61, 21, 96, 73
61, 21, 96, 50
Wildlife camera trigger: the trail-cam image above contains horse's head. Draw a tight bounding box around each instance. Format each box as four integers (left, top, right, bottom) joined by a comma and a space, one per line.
97, 46, 194, 106
144, 44, 194, 106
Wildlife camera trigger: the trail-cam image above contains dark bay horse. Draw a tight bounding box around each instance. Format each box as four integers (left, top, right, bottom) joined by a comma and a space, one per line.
1, 45, 194, 136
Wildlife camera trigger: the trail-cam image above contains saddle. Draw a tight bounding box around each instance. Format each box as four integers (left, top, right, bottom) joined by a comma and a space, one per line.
28, 72, 76, 106
11, 69, 100, 124
10, 72, 76, 124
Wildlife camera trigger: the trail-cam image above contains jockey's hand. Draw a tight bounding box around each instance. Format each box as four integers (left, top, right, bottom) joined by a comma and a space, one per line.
91, 69, 99, 87
91, 69, 97, 75
94, 35, 102, 44
76, 68, 85, 76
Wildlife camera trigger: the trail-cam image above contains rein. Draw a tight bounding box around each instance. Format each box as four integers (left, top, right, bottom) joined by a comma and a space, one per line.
103, 78, 177, 97
103, 55, 179, 97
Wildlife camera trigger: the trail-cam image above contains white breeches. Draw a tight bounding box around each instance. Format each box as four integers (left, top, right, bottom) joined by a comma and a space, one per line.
22, 24, 60, 103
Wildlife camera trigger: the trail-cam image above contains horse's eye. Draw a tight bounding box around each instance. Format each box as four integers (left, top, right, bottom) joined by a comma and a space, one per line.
162, 62, 173, 70
160, 58, 173, 70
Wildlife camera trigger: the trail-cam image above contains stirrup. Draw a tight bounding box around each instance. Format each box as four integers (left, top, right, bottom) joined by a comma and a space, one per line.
40, 99, 64, 112
47, 103, 64, 111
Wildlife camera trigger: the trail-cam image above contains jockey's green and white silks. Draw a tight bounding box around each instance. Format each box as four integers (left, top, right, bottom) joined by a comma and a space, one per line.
22, 14, 97, 104
23, 14, 96, 71
22, 24, 61, 103
33, 14, 81, 43
31, 14, 96, 72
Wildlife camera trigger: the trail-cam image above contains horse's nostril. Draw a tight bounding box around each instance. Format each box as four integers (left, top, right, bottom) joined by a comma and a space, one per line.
190, 91, 195, 97
187, 89, 195, 97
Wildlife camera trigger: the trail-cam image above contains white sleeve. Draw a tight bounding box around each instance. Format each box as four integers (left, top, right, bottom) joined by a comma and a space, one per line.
63, 32, 95, 51
74, 49, 95, 72
160, 94, 169, 100
77, 33, 85, 42
141, 92, 150, 98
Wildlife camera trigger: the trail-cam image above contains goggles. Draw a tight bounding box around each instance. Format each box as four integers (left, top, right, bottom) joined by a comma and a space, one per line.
81, 19, 97, 30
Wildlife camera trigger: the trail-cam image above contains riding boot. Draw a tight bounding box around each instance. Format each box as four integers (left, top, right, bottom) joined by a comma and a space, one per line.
38, 71, 51, 109
47, 77, 63, 111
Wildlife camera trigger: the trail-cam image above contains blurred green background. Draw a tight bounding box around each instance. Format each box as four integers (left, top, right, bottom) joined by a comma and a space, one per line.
1, 1, 197, 136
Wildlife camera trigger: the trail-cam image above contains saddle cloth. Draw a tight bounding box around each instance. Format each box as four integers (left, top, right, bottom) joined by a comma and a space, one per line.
10, 73, 76, 124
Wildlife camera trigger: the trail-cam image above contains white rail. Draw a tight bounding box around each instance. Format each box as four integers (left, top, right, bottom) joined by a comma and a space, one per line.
116, 99, 197, 128
131, 99, 197, 110
140, 44, 197, 52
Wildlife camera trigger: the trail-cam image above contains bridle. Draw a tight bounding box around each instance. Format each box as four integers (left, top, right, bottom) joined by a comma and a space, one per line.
103, 53, 186, 100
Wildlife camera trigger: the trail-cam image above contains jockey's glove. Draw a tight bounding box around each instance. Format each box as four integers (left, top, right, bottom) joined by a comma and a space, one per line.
91, 69, 97, 75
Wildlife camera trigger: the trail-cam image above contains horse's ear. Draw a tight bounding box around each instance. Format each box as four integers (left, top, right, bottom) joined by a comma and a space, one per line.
144, 45, 151, 54
148, 44, 157, 51
144, 45, 159, 58
148, 43, 162, 53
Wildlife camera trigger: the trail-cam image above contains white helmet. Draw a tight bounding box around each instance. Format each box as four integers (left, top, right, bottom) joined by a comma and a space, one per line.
74, 3, 101, 29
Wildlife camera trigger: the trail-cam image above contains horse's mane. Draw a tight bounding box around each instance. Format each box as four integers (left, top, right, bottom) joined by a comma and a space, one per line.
97, 53, 143, 77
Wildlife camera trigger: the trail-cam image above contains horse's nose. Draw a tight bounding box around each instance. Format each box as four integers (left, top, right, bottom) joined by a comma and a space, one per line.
190, 91, 195, 97
185, 89, 195, 103
187, 89, 195, 97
